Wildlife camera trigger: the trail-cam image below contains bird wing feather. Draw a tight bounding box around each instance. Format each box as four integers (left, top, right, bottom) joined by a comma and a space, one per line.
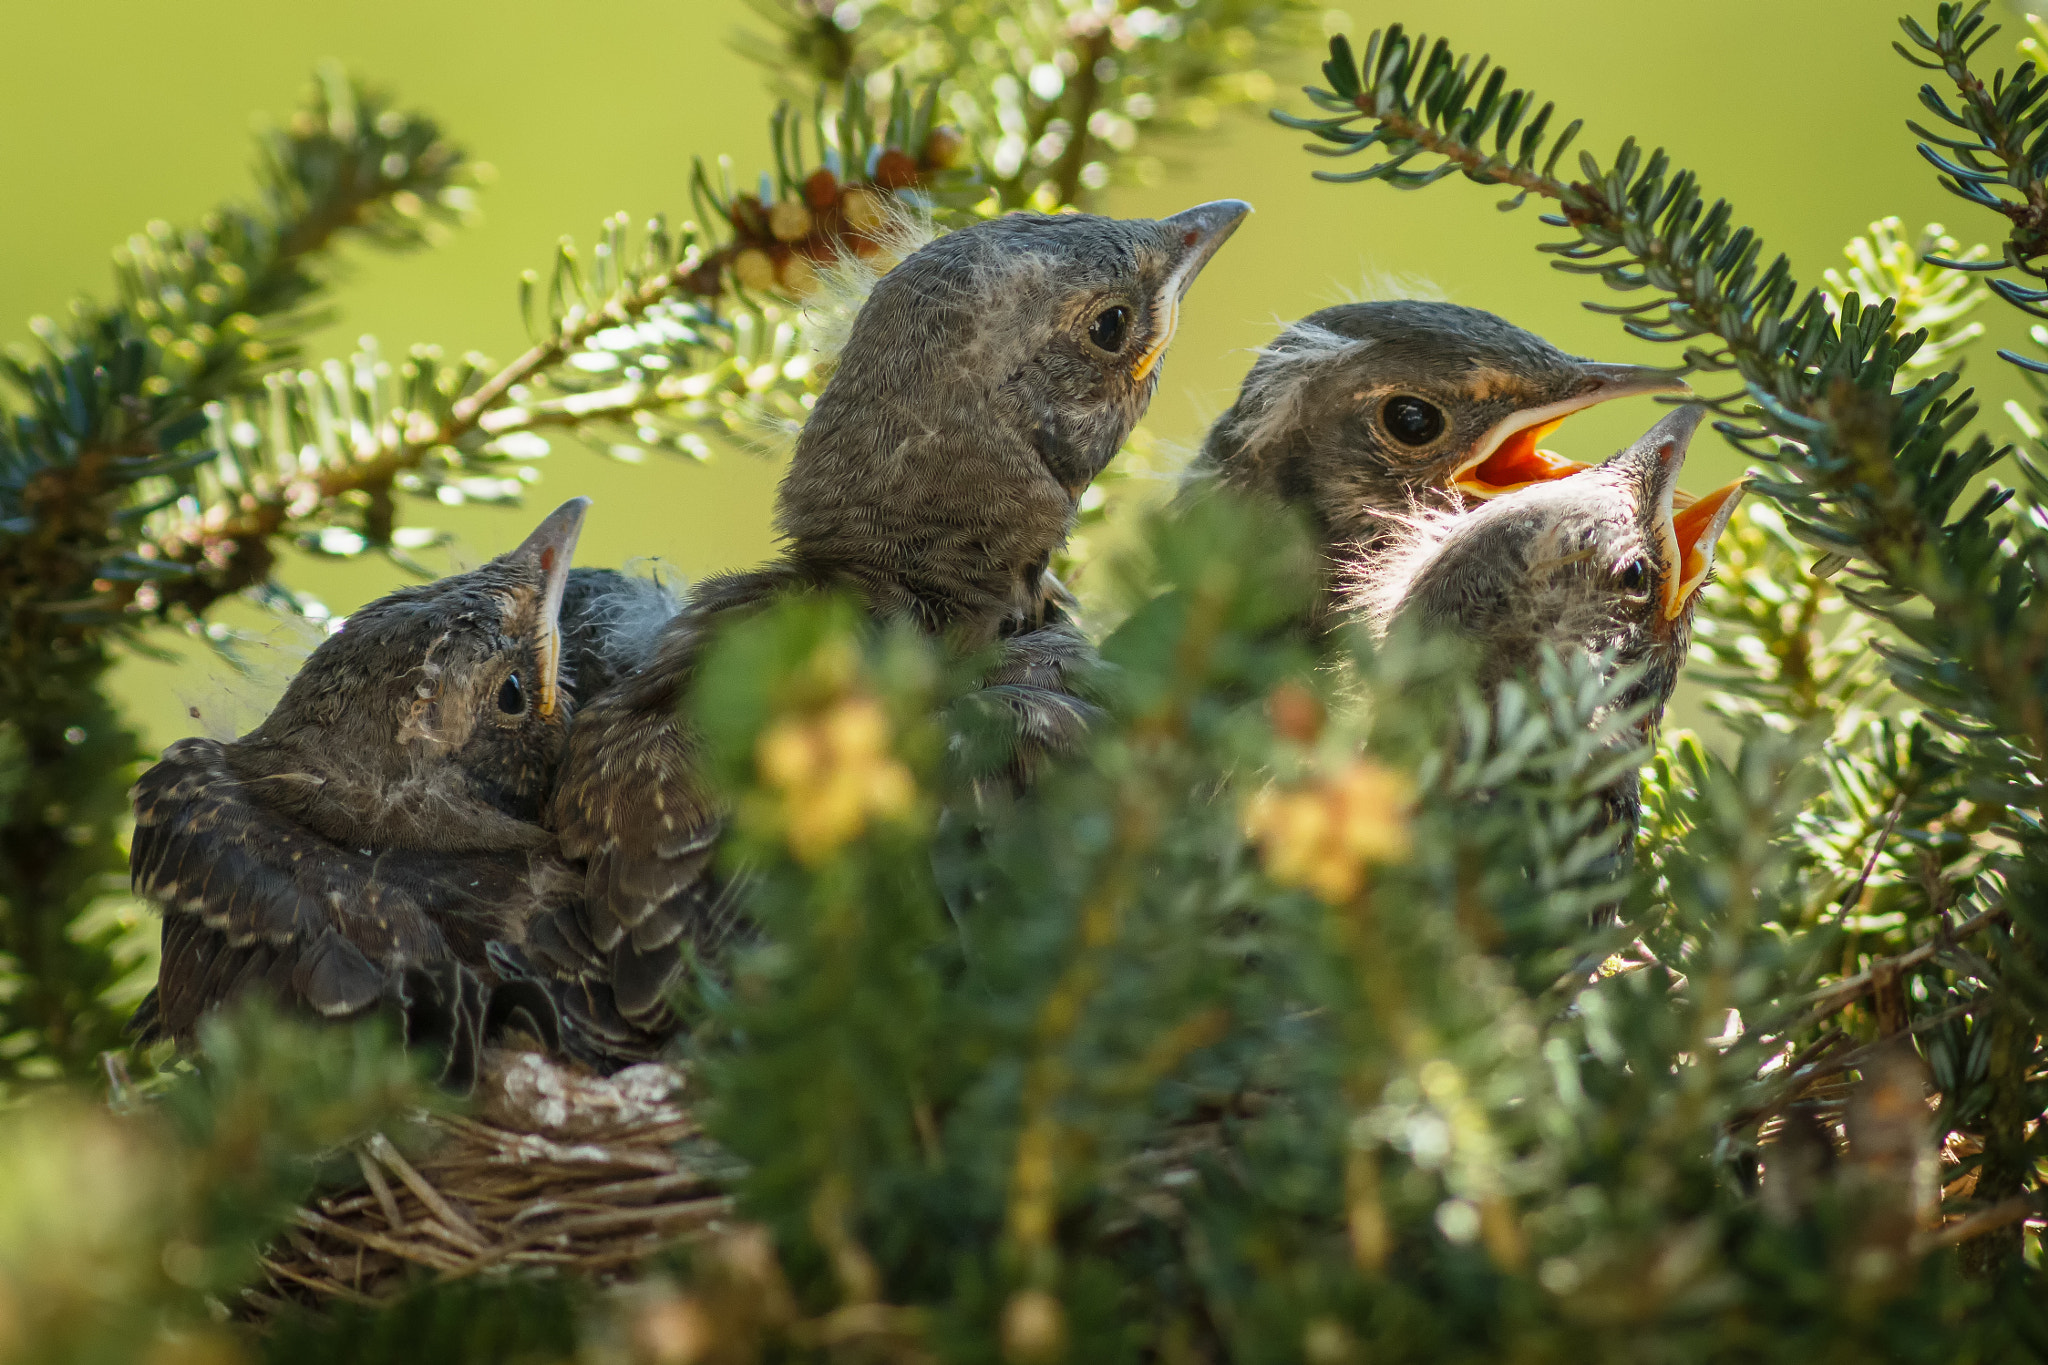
130, 737, 554, 1047
542, 618, 734, 1032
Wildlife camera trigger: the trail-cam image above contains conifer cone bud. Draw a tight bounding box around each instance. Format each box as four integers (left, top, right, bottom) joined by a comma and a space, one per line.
873, 148, 920, 190
685, 258, 725, 296
921, 125, 967, 169
840, 186, 888, 234
803, 167, 841, 210
731, 248, 778, 293
729, 195, 769, 239
779, 254, 819, 297
768, 199, 814, 242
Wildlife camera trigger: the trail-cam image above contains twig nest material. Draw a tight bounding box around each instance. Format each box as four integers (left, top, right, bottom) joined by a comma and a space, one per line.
248, 1050, 732, 1314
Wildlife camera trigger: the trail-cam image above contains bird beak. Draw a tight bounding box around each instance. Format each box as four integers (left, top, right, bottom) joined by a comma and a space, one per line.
1664, 478, 1747, 620
504, 497, 591, 718
1132, 199, 1252, 383
1623, 405, 1745, 619
1451, 362, 1693, 501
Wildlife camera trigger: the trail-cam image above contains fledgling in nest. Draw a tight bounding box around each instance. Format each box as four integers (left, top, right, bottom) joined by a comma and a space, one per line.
1355, 405, 1746, 831
537, 200, 1253, 1045
1187, 301, 1692, 626
130, 501, 600, 1087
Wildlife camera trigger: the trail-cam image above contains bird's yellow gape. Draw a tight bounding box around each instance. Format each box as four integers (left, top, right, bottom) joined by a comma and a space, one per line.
1131, 291, 1179, 383
1661, 478, 1748, 620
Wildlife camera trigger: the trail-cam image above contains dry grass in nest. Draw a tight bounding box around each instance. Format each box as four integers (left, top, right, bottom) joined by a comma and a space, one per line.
247, 1050, 737, 1312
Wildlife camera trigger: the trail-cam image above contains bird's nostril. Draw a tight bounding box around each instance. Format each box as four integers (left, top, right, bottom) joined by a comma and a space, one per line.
1182, 230, 1199, 246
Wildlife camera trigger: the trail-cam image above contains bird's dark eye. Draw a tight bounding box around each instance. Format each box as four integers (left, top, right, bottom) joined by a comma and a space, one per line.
497, 673, 526, 715
1088, 305, 1132, 354
1382, 395, 1446, 446
1617, 559, 1650, 593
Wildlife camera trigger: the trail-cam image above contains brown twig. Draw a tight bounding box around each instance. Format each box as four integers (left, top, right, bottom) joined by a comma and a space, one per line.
1049, 27, 1114, 208
1837, 788, 1910, 921
1911, 1191, 2044, 1256
142, 241, 724, 622
1729, 1000, 1980, 1134
1785, 904, 2008, 1036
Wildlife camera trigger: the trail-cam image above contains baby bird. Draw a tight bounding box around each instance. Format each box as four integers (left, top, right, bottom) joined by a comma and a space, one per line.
1359, 404, 1746, 832
541, 201, 1251, 1032
1190, 301, 1691, 623
557, 566, 682, 703
129, 499, 594, 1078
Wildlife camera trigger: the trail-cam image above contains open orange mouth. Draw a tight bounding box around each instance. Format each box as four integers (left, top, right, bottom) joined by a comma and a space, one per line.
1455, 409, 1704, 508
1456, 415, 1584, 495
1450, 367, 1698, 505
1661, 478, 1747, 619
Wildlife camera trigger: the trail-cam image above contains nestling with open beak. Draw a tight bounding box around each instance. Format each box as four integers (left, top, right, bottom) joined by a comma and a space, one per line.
1356, 404, 1747, 834
539, 201, 1251, 1039
129, 499, 595, 1078
1189, 300, 1693, 624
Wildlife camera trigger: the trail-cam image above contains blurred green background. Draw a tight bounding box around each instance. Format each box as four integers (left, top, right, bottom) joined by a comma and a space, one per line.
2, 0, 2028, 754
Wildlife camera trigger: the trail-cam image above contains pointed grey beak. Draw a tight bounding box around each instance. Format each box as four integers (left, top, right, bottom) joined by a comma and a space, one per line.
1624, 402, 1708, 493
1162, 199, 1252, 294
1580, 364, 1697, 503
1572, 361, 1693, 405
1611, 405, 1746, 619
504, 497, 591, 718
1134, 199, 1252, 382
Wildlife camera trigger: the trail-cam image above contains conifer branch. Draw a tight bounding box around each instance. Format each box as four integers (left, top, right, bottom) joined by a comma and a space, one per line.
739, 0, 1321, 209
1791, 902, 2009, 1029
1897, 1, 2048, 371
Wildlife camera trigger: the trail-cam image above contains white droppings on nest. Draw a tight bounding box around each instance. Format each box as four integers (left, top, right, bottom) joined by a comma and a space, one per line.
481, 1049, 688, 1137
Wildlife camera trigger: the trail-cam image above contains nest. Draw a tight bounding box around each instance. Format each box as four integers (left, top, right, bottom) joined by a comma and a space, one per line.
249, 1051, 738, 1311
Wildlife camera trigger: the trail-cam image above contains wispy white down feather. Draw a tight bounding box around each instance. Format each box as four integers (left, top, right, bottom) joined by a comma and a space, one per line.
1327, 269, 1450, 305
801, 200, 945, 374
586, 560, 684, 673
177, 616, 328, 742
1341, 500, 1468, 638
1230, 321, 1378, 457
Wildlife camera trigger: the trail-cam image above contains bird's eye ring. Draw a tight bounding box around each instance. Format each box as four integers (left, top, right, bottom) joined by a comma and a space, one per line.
1382, 395, 1446, 447
1088, 305, 1132, 355
497, 673, 526, 715
1617, 559, 1650, 593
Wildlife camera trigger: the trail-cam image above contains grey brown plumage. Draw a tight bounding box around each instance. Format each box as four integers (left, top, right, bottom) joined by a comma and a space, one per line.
540, 201, 1251, 1033
1188, 300, 1690, 625
129, 499, 594, 1078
